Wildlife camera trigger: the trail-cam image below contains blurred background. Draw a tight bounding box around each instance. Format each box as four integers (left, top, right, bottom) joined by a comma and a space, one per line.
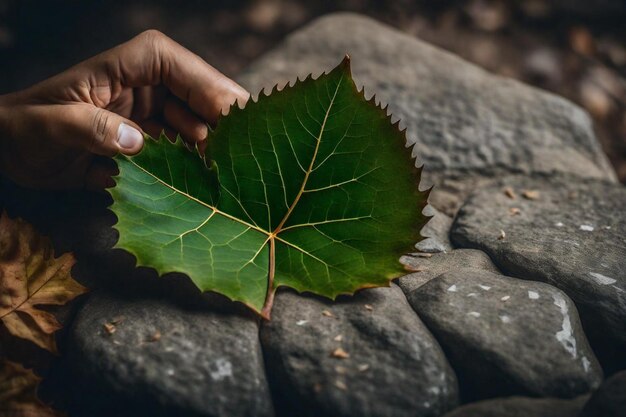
0, 0, 624, 182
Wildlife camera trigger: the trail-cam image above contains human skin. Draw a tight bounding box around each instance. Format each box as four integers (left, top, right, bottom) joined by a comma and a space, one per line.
0, 30, 249, 189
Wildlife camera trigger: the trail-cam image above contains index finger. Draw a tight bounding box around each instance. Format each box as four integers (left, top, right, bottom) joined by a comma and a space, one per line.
105, 30, 250, 125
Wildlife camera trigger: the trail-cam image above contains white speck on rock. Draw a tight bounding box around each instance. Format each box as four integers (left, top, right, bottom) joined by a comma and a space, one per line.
553, 294, 577, 358
447, 284, 458, 292
528, 291, 540, 300
423, 401, 431, 409
479, 285, 491, 291
582, 357, 591, 373
428, 386, 440, 395
166, 368, 175, 376
580, 224, 594, 232
210, 358, 233, 381
296, 320, 308, 326
555, 222, 564, 227
499, 315, 511, 323
467, 292, 478, 297
589, 272, 617, 285
501, 295, 510, 301
468, 311, 481, 318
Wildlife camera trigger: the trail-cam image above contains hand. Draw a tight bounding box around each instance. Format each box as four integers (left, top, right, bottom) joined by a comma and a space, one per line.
0, 30, 249, 189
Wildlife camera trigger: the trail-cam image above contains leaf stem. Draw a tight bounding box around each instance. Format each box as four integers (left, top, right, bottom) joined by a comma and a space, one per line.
261, 235, 276, 319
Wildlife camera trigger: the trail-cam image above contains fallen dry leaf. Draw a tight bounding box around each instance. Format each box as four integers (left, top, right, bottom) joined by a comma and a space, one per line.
522, 190, 540, 200
508, 207, 521, 216
333, 334, 343, 342
103, 323, 116, 335
322, 310, 334, 318
503, 187, 517, 199
0, 358, 62, 417
0, 212, 87, 353
334, 380, 348, 391
498, 230, 506, 240
364, 304, 373, 311
331, 348, 350, 359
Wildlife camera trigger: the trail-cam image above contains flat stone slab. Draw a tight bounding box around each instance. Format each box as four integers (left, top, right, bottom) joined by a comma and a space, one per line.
580, 370, 626, 417
442, 395, 588, 417
236, 13, 616, 214
399, 248, 499, 293
66, 292, 274, 417
409, 268, 603, 399
260, 285, 459, 417
451, 175, 626, 351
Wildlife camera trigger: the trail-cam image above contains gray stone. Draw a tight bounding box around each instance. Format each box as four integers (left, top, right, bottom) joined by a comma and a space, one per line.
236, 13, 616, 214
260, 285, 458, 417
410, 268, 603, 399
442, 395, 589, 417
415, 205, 453, 253
580, 371, 626, 417
66, 292, 274, 417
451, 175, 626, 351
399, 249, 499, 294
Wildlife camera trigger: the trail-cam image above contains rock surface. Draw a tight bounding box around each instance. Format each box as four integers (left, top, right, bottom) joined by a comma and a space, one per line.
236, 13, 616, 214
66, 292, 273, 417
399, 249, 499, 294
451, 175, 626, 352
260, 285, 458, 417
415, 205, 453, 253
409, 268, 603, 399
580, 371, 626, 417
442, 395, 588, 417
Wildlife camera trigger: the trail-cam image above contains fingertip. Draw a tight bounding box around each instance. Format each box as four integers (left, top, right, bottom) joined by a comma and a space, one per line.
117, 122, 144, 155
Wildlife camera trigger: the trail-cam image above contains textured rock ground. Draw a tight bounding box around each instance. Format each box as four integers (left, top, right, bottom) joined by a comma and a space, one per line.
237, 13, 616, 214
580, 371, 626, 417
399, 249, 499, 293
409, 268, 603, 399
261, 285, 458, 417
441, 395, 588, 417
65, 292, 273, 417
451, 175, 626, 361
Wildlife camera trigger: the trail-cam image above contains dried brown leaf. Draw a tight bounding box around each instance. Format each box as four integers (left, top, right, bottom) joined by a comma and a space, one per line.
0, 358, 63, 417
0, 213, 87, 353
331, 348, 350, 359
522, 190, 540, 200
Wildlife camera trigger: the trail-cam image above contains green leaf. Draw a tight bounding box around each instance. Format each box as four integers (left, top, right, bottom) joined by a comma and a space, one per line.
109, 56, 429, 317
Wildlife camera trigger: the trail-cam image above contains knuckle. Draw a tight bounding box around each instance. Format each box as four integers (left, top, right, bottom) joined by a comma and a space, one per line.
90, 109, 113, 151
138, 29, 168, 49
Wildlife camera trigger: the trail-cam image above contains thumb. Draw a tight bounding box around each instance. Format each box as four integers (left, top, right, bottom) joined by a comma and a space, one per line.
53, 104, 144, 156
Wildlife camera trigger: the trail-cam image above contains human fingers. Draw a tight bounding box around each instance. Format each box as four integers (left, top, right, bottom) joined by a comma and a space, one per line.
163, 96, 208, 144
103, 30, 250, 124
